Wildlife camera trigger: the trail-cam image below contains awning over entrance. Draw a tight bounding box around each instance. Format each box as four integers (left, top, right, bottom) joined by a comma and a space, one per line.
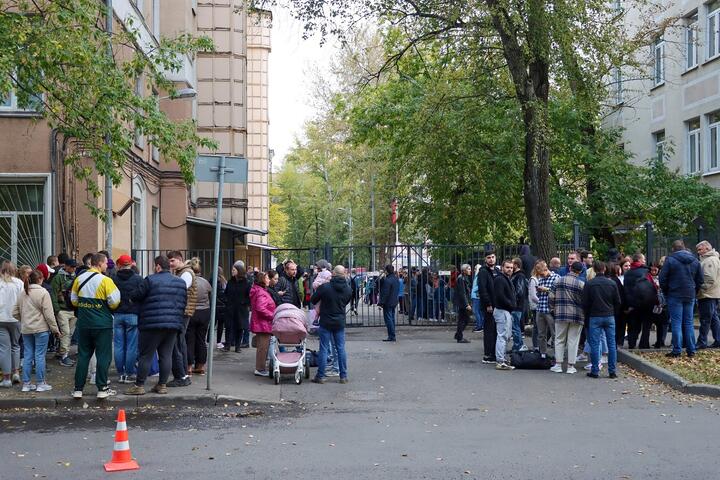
186, 216, 267, 236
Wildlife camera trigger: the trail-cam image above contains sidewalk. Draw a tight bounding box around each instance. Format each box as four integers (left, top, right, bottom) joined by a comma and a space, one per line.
0, 340, 314, 409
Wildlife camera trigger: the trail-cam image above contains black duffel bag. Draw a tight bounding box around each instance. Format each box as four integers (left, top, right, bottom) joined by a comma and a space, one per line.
510, 350, 554, 370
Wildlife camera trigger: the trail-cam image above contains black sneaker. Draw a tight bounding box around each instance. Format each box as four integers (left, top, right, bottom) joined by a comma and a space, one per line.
59, 357, 75, 367
472, 328, 483, 332
586, 372, 599, 378
311, 377, 325, 384
457, 339, 470, 344
608, 373, 618, 379
665, 352, 681, 358
687, 351, 696, 358
481, 356, 496, 364
697, 344, 708, 350
167, 377, 191, 387
382, 338, 396, 342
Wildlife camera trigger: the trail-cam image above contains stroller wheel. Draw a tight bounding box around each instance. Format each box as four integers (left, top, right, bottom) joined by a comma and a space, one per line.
304, 361, 310, 379
273, 371, 280, 385
295, 369, 302, 385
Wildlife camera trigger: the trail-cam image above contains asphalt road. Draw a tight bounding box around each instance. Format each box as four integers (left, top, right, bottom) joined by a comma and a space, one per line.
2, 327, 718, 480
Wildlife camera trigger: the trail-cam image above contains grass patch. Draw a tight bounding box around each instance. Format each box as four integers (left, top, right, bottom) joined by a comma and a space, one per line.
638, 349, 720, 386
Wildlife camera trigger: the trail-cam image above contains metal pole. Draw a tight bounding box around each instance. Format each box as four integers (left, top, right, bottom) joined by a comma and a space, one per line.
348, 206, 354, 272
645, 221, 654, 263
207, 156, 226, 390
370, 174, 376, 271
572, 220, 580, 251
104, 0, 113, 253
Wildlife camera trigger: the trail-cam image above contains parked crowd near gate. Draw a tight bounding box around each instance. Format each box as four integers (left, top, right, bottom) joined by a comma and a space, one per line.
1, 237, 718, 393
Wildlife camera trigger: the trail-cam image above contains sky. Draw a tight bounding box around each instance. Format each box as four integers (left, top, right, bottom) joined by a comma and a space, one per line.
268, 8, 339, 170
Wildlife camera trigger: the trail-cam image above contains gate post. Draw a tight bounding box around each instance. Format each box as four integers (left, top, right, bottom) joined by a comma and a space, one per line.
324, 242, 332, 264
645, 221, 654, 261
573, 221, 581, 251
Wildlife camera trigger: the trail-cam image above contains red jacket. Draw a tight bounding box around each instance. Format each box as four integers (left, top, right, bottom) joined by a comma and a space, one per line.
250, 284, 275, 334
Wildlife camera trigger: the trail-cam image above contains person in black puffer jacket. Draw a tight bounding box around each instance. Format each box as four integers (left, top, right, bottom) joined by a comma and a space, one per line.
224, 261, 251, 352
310, 266, 352, 384
126, 255, 187, 395
110, 255, 144, 383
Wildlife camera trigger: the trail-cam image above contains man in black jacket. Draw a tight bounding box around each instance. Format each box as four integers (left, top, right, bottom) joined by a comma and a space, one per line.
126, 255, 187, 395
379, 265, 400, 342
477, 248, 500, 363
493, 260, 517, 370
622, 253, 654, 349
582, 261, 621, 378
310, 266, 352, 384
276, 260, 303, 308
454, 264, 473, 343
111, 255, 143, 384
511, 258, 529, 352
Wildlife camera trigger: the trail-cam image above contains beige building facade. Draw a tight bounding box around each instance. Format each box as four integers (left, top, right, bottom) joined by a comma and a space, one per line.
0, 0, 271, 272
608, 0, 720, 189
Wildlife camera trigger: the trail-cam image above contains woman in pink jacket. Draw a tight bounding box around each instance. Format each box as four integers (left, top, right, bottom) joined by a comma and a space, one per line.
250, 271, 276, 377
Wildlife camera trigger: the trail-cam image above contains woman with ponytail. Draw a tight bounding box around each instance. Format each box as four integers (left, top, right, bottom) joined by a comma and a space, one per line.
12, 270, 61, 392
0, 261, 23, 387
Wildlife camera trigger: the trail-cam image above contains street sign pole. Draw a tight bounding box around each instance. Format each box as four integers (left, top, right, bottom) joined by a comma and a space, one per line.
206, 155, 227, 391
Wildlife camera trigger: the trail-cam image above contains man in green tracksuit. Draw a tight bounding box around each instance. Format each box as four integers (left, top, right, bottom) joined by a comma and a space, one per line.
70, 252, 121, 399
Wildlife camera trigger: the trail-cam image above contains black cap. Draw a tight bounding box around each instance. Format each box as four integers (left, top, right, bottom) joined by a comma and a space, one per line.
571, 261, 584, 273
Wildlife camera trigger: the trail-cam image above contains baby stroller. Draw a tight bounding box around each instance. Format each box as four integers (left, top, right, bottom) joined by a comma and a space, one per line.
269, 304, 310, 385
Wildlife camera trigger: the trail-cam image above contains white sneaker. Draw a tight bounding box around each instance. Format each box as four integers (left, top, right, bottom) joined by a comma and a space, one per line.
583, 363, 603, 371
495, 362, 515, 371
36, 383, 53, 392
566, 366, 577, 374
519, 345, 529, 352
72, 390, 83, 399
21, 383, 36, 392
326, 369, 340, 377
550, 364, 563, 373
97, 388, 116, 399
216, 343, 225, 349
0, 379, 12, 388
11, 373, 20, 384
254, 370, 269, 377
576, 354, 588, 362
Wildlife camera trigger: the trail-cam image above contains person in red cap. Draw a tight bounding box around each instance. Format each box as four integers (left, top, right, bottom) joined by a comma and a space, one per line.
110, 255, 143, 384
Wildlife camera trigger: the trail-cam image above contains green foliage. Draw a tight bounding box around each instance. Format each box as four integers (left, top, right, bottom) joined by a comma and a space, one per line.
0, 0, 216, 216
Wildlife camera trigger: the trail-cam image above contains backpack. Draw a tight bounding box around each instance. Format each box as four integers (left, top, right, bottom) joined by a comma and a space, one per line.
510, 350, 554, 370
634, 275, 658, 309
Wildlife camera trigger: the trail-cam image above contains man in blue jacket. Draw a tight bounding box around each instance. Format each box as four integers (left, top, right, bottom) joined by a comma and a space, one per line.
125, 255, 187, 395
659, 240, 704, 358
379, 265, 400, 342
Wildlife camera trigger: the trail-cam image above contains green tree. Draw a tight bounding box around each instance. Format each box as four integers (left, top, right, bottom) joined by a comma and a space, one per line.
0, 0, 216, 215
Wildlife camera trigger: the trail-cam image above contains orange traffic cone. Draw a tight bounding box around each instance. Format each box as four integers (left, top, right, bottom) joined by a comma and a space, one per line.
104, 409, 140, 472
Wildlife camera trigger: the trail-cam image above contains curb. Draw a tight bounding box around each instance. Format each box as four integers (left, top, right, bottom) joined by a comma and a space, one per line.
0, 393, 272, 410
618, 349, 720, 397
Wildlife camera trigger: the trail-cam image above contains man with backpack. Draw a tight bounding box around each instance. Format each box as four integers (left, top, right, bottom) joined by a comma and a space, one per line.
623, 253, 657, 349
50, 259, 77, 367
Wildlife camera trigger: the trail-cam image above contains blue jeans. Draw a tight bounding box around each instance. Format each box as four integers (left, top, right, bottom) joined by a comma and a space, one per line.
113, 313, 138, 376
589, 316, 616, 375
22, 331, 50, 384
697, 298, 720, 347
511, 311, 524, 351
667, 297, 696, 355
383, 307, 396, 341
317, 327, 347, 379
472, 298, 483, 329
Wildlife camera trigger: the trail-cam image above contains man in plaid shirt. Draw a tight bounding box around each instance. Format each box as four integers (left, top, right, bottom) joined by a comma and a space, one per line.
535, 261, 559, 358
550, 262, 586, 374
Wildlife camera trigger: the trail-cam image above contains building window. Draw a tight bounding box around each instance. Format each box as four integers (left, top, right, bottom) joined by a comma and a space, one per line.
613, 68, 623, 105
151, 206, 159, 250
709, 1, 720, 59
653, 37, 665, 86
0, 183, 46, 266
0, 79, 43, 113
708, 111, 720, 172
132, 177, 147, 250
688, 118, 701, 174
687, 15, 698, 70
134, 75, 145, 149
653, 130, 665, 162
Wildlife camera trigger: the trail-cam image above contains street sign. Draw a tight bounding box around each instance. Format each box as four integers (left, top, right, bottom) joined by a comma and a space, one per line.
194, 155, 248, 391
195, 155, 248, 184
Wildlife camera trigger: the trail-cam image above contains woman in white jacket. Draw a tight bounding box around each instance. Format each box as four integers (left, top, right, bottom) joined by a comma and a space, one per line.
0, 261, 23, 388
12, 269, 61, 392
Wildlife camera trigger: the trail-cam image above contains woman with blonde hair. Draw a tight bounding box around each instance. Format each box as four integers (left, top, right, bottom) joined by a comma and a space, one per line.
186, 258, 212, 375
0, 261, 23, 387
13, 269, 61, 392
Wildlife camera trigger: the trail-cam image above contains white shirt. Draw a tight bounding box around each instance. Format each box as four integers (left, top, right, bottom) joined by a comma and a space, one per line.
180, 271, 193, 289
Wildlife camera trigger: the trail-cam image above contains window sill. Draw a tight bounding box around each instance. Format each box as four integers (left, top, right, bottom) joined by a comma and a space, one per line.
702, 169, 720, 177
682, 64, 699, 76
650, 81, 665, 92
703, 54, 720, 68
0, 110, 42, 118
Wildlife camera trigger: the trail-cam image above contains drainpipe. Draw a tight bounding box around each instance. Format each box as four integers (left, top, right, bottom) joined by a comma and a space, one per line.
104, 0, 113, 254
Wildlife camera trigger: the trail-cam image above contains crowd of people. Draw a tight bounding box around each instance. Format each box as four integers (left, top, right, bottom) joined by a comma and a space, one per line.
0, 237, 716, 393
0, 250, 354, 395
